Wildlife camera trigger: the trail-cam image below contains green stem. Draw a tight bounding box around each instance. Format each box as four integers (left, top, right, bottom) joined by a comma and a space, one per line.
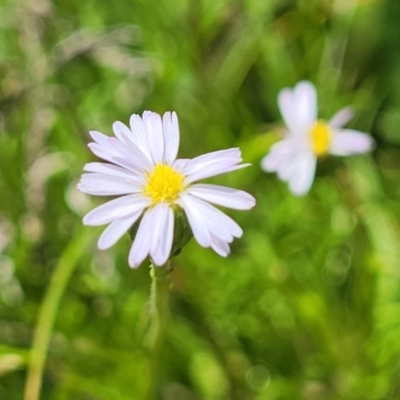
23, 228, 93, 400
144, 261, 171, 400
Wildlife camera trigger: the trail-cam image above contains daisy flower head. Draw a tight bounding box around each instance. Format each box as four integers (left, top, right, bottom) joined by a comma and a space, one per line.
78, 111, 256, 268
260, 81, 374, 196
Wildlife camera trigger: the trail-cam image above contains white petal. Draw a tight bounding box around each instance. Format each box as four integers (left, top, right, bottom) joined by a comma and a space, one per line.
185, 163, 250, 184
278, 89, 297, 133
210, 234, 231, 257
87, 142, 117, 165
329, 106, 354, 129
265, 143, 311, 184
180, 193, 242, 246
128, 208, 154, 268
97, 212, 142, 250
89, 130, 110, 146
149, 203, 174, 266
109, 137, 153, 172
189, 196, 243, 239
88, 139, 150, 173
112, 121, 134, 145
143, 111, 164, 163
182, 200, 236, 244
182, 148, 241, 173
179, 194, 211, 247
278, 81, 317, 135
163, 111, 180, 165
287, 154, 317, 196
173, 158, 190, 172
83, 162, 138, 180
78, 173, 142, 196
129, 113, 152, 161
83, 194, 150, 226
276, 149, 306, 181
206, 220, 235, 243
293, 81, 318, 126
260, 139, 299, 173
187, 184, 255, 210
88, 132, 143, 172
182, 148, 248, 183
329, 129, 374, 156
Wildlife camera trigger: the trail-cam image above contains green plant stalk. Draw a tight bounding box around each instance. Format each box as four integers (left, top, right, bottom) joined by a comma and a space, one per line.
23, 228, 93, 400
144, 261, 171, 400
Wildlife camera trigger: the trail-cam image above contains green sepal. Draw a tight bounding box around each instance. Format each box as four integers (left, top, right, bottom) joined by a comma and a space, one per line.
170, 208, 193, 258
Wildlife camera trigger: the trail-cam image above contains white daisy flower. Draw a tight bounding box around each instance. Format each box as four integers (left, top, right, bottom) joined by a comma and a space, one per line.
261, 81, 374, 196
78, 111, 256, 268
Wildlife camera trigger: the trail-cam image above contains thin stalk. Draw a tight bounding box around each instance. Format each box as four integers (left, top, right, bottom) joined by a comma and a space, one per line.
143, 262, 171, 400
23, 228, 93, 400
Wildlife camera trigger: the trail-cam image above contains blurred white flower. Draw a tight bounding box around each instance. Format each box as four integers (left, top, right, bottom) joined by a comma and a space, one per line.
78, 111, 255, 268
261, 81, 374, 196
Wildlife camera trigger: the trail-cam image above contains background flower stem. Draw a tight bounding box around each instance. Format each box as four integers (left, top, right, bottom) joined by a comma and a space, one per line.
144, 261, 171, 400
23, 229, 94, 400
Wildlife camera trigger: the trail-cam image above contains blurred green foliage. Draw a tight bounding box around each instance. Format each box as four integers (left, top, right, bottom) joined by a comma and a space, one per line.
1, 0, 400, 399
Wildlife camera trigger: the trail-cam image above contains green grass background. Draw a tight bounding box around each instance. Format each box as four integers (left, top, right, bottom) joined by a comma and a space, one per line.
1, 0, 400, 399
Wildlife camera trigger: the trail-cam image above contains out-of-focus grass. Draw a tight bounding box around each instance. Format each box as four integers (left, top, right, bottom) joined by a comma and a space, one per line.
1, 0, 400, 399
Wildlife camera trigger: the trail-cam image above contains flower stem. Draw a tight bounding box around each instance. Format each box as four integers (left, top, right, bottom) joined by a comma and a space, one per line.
144, 261, 171, 399
23, 229, 93, 400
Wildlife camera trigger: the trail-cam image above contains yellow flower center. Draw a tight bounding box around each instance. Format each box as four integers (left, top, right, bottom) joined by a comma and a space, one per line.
143, 164, 184, 204
310, 120, 331, 156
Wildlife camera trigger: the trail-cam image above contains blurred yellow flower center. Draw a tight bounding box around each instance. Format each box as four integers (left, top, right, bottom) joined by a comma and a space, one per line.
143, 164, 184, 204
310, 120, 331, 156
